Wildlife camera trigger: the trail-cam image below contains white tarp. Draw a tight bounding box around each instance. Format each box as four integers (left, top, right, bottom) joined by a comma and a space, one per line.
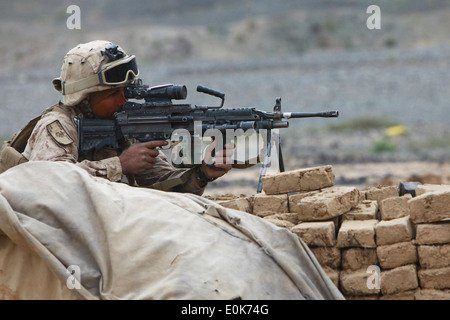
0, 161, 344, 300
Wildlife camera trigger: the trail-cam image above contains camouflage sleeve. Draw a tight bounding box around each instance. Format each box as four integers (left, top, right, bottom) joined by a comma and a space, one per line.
22, 113, 123, 182
133, 151, 207, 196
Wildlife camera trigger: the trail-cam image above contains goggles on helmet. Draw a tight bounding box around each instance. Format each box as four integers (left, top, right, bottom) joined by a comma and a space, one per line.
62, 55, 139, 95
99, 55, 139, 85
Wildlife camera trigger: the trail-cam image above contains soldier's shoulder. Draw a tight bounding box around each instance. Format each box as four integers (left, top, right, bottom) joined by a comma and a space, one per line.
38, 103, 77, 146
41, 102, 77, 119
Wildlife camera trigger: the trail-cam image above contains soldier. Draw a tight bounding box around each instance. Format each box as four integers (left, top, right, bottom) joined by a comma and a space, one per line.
0, 40, 232, 195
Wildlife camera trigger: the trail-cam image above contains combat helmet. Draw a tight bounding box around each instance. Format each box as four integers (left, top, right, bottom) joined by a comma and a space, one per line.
52, 40, 139, 107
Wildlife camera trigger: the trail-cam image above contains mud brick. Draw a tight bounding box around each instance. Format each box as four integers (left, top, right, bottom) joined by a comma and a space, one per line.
262, 212, 298, 225
341, 200, 378, 221
287, 190, 319, 203
217, 197, 252, 213
340, 269, 381, 296
415, 184, 450, 196
418, 244, 450, 269
415, 289, 450, 300
377, 241, 417, 269
324, 216, 340, 232
262, 217, 295, 229
359, 190, 368, 200
418, 267, 450, 290
261, 165, 334, 195
365, 185, 399, 205
380, 290, 416, 300
207, 194, 240, 201
415, 222, 450, 245
291, 221, 335, 247
375, 216, 414, 246
323, 267, 340, 288
345, 295, 379, 300
380, 264, 418, 295
309, 246, 341, 269
252, 194, 288, 217
341, 248, 378, 271
379, 195, 411, 220
336, 220, 377, 248
289, 187, 360, 221
409, 190, 450, 223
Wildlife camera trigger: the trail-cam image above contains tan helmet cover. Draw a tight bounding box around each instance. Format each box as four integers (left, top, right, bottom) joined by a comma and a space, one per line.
52, 40, 130, 107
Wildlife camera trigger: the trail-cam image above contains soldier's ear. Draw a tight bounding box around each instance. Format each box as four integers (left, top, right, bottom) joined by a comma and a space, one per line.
52, 78, 62, 92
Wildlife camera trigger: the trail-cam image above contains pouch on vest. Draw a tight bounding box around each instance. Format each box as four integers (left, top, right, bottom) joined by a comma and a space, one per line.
0, 115, 41, 173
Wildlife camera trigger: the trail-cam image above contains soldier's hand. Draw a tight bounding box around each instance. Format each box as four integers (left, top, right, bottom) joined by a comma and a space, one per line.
201, 141, 234, 180
119, 140, 168, 175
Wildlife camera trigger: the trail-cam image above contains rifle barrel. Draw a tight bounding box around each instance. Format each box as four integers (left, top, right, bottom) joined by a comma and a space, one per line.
284, 111, 339, 118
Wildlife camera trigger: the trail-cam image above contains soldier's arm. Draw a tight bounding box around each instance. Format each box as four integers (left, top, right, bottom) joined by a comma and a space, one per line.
133, 151, 207, 196
22, 116, 123, 182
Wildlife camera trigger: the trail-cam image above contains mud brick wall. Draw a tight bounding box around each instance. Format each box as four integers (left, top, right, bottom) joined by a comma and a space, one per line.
211, 166, 450, 300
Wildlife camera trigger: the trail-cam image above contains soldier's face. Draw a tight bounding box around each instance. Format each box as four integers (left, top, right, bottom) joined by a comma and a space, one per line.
91, 87, 127, 119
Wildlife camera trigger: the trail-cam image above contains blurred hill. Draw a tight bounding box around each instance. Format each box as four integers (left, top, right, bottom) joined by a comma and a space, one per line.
2, 0, 450, 73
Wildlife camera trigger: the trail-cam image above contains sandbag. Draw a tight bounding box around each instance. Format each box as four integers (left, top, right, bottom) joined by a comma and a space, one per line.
0, 161, 344, 300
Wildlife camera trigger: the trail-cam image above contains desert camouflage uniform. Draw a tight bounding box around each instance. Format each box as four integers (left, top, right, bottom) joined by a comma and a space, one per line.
6, 102, 206, 195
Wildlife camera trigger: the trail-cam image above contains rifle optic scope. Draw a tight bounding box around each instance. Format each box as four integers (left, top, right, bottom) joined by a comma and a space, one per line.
152, 84, 187, 100
125, 84, 187, 101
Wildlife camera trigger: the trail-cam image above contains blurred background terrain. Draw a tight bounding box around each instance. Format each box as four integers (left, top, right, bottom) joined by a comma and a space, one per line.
1, 0, 449, 195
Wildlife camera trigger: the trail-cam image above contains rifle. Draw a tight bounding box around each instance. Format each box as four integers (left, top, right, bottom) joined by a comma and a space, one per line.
74, 80, 339, 192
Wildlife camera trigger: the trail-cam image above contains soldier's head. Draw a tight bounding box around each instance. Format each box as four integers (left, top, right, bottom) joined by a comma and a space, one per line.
52, 40, 139, 118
